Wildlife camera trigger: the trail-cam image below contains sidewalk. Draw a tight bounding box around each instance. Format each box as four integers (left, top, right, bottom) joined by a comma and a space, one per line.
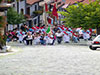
0, 45, 21, 56
7, 39, 91, 46
68, 39, 91, 46
0, 39, 91, 56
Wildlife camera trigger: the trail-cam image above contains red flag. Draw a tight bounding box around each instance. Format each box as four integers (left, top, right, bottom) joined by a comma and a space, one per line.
52, 4, 58, 19
45, 3, 48, 12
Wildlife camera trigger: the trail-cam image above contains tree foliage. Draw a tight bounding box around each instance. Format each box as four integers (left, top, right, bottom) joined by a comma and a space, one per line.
59, 0, 100, 31
7, 7, 26, 25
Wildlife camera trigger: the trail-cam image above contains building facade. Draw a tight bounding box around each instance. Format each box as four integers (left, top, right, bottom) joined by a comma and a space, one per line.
26, 0, 41, 27
5, 0, 42, 30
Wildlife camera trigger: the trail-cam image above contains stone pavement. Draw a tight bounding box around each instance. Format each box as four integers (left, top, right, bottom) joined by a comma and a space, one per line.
0, 40, 100, 75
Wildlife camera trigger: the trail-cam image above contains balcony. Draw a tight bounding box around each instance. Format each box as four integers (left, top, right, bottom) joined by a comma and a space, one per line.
0, 2, 12, 11
5, 0, 15, 3
32, 10, 43, 17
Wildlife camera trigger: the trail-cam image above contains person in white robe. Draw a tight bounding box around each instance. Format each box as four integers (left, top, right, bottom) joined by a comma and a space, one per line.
63, 34, 70, 43
17, 32, 23, 43
48, 35, 54, 45
83, 32, 87, 41
33, 34, 40, 45
86, 32, 90, 40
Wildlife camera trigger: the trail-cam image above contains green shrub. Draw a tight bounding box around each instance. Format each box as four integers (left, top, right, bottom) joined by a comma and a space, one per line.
33, 10, 43, 15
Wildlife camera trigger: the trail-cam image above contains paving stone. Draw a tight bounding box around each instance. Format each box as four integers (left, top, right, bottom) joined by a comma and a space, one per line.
0, 42, 100, 75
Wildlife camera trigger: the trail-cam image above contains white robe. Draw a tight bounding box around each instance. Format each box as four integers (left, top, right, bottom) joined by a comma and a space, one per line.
86, 33, 90, 39
47, 38, 53, 44
34, 36, 40, 45
17, 34, 23, 42
63, 34, 70, 42
44, 36, 49, 44
83, 33, 87, 40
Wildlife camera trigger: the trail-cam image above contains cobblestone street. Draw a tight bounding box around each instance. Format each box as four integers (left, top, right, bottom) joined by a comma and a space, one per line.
0, 42, 100, 75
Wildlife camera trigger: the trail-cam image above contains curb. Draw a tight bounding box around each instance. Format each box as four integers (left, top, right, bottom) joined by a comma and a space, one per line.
0, 47, 22, 57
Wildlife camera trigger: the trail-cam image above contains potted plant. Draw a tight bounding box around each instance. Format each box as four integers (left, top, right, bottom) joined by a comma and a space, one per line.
7, 0, 11, 3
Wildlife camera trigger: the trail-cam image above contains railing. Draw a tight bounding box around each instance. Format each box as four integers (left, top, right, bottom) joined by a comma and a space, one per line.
4, 0, 15, 3
32, 10, 43, 17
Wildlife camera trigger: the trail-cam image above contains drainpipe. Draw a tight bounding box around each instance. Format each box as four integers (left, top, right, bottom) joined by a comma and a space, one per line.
17, 0, 19, 13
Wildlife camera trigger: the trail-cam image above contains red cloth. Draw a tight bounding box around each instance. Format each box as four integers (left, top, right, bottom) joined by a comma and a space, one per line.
89, 28, 92, 32
32, 27, 36, 30
62, 25, 64, 27
20, 32, 23, 35
55, 0, 57, 2
52, 4, 58, 19
40, 27, 44, 29
43, 31, 46, 34
63, 31, 68, 35
11, 32, 15, 35
48, 35, 53, 39
65, 27, 68, 30
72, 33, 77, 37
45, 3, 48, 12
70, 31, 73, 33
36, 26, 39, 29
47, 18, 51, 24
60, 27, 64, 30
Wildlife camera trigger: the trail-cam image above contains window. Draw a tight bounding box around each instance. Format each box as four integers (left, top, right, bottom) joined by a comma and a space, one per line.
35, 5, 37, 11
13, 4, 15, 7
21, 9, 24, 14
34, 19, 37, 25
27, 7, 30, 15
20, 0, 24, 1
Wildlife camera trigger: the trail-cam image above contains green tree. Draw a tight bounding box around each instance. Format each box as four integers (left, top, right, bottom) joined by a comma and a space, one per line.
7, 7, 26, 29
59, 0, 100, 35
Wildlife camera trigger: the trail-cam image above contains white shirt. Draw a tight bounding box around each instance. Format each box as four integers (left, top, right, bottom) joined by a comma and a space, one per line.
63, 34, 70, 42
56, 32, 63, 37
27, 35, 33, 40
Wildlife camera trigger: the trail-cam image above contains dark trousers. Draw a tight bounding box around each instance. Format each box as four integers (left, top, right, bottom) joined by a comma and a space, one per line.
57, 37, 62, 44
40, 40, 46, 45
26, 40, 32, 45
51, 38, 56, 45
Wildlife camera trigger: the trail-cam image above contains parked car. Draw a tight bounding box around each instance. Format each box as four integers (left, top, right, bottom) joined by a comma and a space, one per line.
89, 35, 100, 50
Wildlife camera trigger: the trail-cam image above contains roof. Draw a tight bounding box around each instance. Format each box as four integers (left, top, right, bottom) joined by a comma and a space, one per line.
26, 0, 40, 5
82, 0, 95, 4
51, 0, 62, 6
65, 0, 82, 5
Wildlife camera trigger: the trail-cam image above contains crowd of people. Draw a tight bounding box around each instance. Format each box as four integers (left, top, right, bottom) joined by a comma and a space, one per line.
6, 24, 93, 45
